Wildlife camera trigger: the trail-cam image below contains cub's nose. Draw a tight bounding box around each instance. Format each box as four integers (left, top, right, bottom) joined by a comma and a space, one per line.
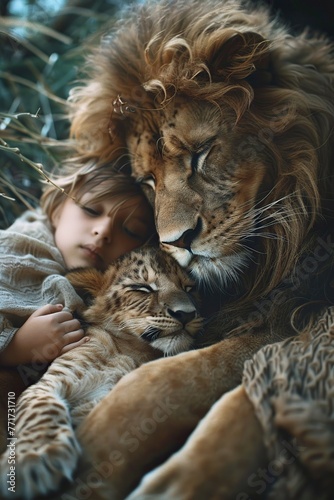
167, 308, 196, 326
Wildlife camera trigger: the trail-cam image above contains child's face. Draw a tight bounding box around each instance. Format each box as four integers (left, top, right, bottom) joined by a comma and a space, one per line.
52, 193, 155, 271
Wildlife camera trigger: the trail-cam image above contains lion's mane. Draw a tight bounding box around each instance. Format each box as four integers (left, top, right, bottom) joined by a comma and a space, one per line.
68, 0, 334, 338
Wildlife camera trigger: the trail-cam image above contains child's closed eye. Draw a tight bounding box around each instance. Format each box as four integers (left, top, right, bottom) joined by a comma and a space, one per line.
123, 226, 142, 240
81, 205, 100, 217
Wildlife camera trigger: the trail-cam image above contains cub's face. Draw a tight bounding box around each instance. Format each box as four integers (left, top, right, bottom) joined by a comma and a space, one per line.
127, 99, 269, 289
69, 247, 203, 356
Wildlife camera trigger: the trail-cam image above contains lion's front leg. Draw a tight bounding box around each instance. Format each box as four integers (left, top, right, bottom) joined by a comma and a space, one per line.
77, 333, 271, 499
77, 345, 235, 499
126, 385, 267, 500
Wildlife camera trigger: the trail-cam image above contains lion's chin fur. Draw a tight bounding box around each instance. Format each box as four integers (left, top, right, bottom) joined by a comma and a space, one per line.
188, 251, 250, 293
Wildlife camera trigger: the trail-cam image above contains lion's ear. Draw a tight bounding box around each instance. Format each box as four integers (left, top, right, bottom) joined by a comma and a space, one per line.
210, 31, 273, 85
66, 268, 105, 305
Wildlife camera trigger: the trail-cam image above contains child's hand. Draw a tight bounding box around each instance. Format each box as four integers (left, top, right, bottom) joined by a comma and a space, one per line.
0, 304, 89, 366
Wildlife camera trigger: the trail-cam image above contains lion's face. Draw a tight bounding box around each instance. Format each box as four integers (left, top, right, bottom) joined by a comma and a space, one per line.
128, 98, 268, 288
69, 0, 333, 298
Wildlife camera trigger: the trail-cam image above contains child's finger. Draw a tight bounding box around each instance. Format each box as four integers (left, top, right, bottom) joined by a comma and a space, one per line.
60, 336, 90, 354
58, 317, 82, 333
62, 327, 85, 343
30, 303, 63, 317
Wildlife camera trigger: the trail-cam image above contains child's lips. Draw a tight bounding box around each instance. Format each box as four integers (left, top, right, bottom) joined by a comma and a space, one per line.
82, 245, 104, 265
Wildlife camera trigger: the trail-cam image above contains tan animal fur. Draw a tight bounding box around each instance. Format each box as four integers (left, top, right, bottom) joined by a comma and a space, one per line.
60, 0, 334, 497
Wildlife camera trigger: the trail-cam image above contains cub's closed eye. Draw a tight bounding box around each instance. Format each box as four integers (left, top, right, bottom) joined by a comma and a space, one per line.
185, 285, 196, 293
128, 284, 154, 293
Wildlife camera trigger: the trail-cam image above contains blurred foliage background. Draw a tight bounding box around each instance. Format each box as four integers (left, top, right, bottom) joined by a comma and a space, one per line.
0, 0, 128, 228
0, 0, 333, 229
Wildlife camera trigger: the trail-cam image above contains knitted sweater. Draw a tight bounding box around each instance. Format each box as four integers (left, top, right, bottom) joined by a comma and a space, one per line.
0, 209, 84, 353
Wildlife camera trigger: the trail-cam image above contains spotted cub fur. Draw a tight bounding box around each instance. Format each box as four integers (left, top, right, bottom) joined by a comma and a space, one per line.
0, 246, 203, 499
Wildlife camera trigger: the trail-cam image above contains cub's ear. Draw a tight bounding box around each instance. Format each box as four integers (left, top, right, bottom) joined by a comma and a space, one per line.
66, 267, 105, 305
209, 31, 272, 85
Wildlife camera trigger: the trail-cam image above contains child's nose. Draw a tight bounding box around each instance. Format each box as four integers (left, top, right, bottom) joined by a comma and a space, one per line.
93, 218, 113, 242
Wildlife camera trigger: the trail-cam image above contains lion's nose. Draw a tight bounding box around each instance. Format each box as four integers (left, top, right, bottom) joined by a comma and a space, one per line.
167, 308, 197, 325
162, 218, 202, 251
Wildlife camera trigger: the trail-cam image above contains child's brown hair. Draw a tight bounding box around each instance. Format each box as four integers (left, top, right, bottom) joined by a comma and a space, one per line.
41, 162, 154, 231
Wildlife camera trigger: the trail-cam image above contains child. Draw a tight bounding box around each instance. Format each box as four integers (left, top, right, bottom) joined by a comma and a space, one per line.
0, 164, 156, 368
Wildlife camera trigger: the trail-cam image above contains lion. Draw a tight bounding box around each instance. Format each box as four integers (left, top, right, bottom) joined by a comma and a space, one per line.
65, 0, 334, 497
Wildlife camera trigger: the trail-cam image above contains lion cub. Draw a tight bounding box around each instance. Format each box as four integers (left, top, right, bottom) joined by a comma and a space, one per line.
0, 246, 203, 499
